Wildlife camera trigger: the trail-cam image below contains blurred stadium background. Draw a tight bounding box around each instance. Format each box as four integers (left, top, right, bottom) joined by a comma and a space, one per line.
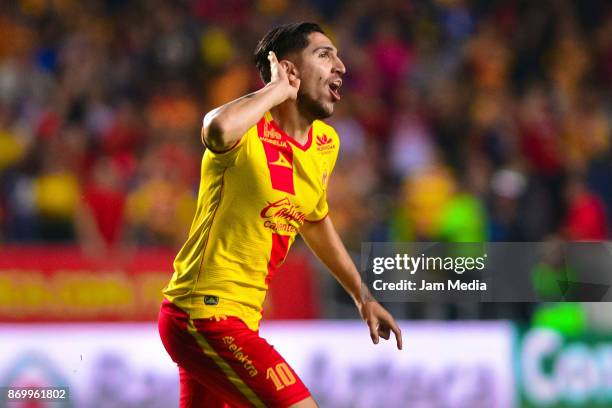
0, 0, 611, 407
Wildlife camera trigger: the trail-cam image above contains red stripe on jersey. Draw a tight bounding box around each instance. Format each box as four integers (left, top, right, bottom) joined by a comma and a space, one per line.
265, 233, 290, 285
257, 118, 295, 194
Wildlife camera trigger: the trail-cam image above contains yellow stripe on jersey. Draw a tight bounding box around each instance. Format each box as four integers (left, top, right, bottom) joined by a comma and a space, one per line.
186, 319, 266, 408
163, 112, 340, 330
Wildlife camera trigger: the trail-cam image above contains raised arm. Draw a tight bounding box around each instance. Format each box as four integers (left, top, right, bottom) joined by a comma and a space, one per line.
300, 216, 403, 350
202, 52, 300, 151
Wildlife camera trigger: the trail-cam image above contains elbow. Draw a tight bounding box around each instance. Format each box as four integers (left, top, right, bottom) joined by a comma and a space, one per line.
201, 115, 227, 150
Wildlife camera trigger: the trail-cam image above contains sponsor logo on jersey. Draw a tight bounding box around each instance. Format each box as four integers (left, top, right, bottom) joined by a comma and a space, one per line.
260, 197, 305, 233
316, 134, 335, 152
259, 122, 288, 148
260, 198, 305, 223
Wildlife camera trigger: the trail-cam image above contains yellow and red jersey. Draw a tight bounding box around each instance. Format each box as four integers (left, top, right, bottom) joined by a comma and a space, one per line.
163, 111, 339, 330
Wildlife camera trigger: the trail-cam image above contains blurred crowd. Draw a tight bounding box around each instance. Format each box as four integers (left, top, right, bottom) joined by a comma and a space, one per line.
0, 1, 610, 325
1, 0, 611, 253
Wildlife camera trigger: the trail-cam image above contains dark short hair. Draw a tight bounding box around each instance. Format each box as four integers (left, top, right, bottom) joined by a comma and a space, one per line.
254, 22, 324, 83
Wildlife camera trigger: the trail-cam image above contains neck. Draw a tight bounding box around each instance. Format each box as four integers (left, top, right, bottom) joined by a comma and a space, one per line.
270, 101, 313, 144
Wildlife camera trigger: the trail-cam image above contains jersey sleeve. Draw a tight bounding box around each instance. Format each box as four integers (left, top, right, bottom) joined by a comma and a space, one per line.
202, 125, 253, 167
306, 190, 329, 222
305, 126, 340, 222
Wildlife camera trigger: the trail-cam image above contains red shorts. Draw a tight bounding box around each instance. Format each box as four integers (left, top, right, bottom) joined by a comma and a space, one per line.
158, 299, 311, 408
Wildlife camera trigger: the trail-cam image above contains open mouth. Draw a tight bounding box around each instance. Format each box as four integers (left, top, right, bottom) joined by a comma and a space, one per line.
328, 79, 342, 102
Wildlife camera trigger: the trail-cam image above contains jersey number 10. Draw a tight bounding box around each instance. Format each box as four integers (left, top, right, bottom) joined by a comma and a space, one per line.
266, 362, 297, 390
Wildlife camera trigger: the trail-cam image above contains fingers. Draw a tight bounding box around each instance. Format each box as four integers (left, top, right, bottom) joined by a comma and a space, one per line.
268, 51, 292, 74
268, 51, 279, 66
374, 314, 403, 350
268, 52, 285, 78
268, 52, 280, 82
268, 51, 295, 87
363, 303, 403, 350
378, 325, 390, 340
378, 321, 402, 349
389, 320, 403, 350
367, 318, 379, 345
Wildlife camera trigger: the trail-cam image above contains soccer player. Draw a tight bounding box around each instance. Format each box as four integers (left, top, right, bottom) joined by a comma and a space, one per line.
158, 22, 402, 408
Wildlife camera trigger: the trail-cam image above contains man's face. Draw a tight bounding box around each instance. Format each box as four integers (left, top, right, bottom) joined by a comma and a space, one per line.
293, 32, 346, 119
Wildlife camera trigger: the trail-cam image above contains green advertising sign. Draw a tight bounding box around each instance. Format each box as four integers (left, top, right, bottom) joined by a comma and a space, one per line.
519, 328, 612, 407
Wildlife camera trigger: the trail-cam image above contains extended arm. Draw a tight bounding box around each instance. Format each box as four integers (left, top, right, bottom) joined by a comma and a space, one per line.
202, 52, 300, 151
300, 216, 403, 349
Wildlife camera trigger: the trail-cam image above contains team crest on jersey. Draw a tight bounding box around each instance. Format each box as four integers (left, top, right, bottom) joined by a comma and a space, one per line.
316, 134, 335, 152
269, 151, 293, 168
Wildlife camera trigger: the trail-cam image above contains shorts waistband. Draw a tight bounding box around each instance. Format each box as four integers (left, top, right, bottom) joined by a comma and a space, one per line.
160, 298, 189, 319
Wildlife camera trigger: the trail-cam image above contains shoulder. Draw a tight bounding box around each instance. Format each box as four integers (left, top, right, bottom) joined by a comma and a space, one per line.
312, 120, 340, 151
313, 120, 339, 140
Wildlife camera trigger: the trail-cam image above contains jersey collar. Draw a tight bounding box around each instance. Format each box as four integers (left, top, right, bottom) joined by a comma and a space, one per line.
265, 112, 313, 151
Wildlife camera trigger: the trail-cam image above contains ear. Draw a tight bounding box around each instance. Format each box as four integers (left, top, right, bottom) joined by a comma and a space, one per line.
280, 60, 298, 78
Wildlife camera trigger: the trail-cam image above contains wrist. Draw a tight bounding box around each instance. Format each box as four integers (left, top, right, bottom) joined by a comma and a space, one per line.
265, 80, 290, 105
354, 282, 374, 310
